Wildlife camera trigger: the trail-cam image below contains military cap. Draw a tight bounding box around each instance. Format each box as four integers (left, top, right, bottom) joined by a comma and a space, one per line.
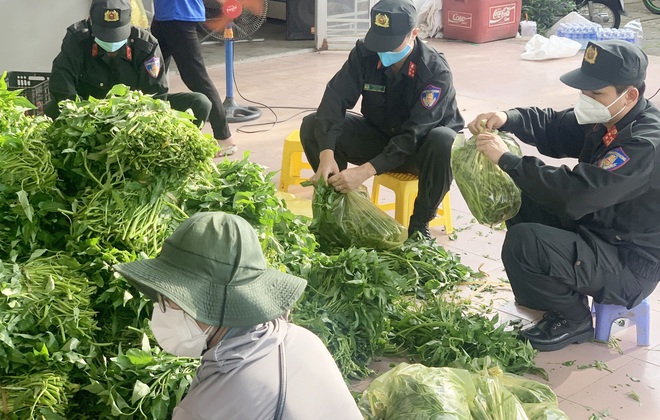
560, 40, 648, 90
90, 0, 132, 43
364, 0, 417, 52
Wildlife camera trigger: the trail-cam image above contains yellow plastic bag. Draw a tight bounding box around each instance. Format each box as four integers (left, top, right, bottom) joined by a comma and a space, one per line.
131, 0, 150, 29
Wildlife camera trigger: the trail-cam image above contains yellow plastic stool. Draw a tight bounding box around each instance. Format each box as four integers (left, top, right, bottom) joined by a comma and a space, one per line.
279, 130, 313, 191
371, 172, 453, 234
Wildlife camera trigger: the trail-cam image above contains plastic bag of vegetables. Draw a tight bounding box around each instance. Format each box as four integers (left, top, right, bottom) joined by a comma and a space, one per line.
358, 363, 475, 420
450, 128, 523, 226
308, 179, 406, 250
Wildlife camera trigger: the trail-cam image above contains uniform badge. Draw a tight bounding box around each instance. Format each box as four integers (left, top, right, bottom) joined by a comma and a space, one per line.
144, 57, 161, 79
104, 10, 120, 22
374, 13, 389, 28
597, 147, 629, 171
420, 85, 442, 109
584, 45, 598, 65
364, 83, 386, 93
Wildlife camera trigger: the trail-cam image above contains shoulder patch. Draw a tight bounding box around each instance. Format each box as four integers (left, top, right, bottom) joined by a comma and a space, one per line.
597, 147, 629, 171
144, 56, 161, 79
420, 85, 442, 109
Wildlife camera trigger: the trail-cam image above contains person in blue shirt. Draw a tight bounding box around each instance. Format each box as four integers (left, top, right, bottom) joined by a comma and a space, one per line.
151, 0, 236, 157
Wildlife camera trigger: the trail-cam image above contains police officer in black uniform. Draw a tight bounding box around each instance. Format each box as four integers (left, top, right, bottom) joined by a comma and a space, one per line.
46, 0, 211, 126
468, 40, 660, 352
300, 0, 464, 239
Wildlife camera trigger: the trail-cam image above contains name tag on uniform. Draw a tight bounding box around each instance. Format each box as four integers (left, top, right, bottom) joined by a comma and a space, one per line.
363, 83, 386, 93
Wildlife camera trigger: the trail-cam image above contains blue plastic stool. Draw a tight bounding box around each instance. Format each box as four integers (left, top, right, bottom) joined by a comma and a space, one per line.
593, 298, 651, 346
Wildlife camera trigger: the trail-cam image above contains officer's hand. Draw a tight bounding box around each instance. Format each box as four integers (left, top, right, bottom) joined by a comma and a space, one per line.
329, 164, 376, 193
310, 150, 339, 184
476, 132, 509, 164
467, 112, 508, 135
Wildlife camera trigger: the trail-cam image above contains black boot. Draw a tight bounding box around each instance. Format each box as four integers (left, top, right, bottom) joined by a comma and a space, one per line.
519, 311, 594, 352
407, 215, 431, 240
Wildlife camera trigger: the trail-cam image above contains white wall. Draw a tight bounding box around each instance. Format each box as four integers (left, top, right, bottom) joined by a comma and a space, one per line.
0, 0, 90, 73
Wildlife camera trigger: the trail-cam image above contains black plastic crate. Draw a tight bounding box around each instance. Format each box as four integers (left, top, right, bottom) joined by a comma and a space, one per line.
6, 71, 51, 116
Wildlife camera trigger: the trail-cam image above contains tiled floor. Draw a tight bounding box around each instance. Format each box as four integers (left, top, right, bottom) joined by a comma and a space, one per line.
169, 38, 660, 419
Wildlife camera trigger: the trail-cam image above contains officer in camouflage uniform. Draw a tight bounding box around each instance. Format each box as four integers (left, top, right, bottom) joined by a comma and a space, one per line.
46, 0, 211, 126
300, 0, 464, 239
468, 40, 660, 352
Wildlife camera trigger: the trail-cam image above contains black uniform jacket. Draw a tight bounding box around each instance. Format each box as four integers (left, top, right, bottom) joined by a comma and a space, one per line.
499, 98, 660, 280
314, 38, 464, 174
49, 19, 167, 105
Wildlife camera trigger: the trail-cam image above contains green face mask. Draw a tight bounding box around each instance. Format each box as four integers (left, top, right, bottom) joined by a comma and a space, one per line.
94, 37, 127, 53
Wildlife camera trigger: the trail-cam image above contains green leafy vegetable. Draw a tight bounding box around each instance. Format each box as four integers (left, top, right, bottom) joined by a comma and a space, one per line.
308, 179, 406, 250
451, 129, 522, 226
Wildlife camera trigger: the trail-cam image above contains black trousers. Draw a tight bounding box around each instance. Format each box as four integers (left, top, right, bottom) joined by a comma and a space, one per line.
151, 20, 231, 140
300, 113, 455, 223
502, 194, 657, 320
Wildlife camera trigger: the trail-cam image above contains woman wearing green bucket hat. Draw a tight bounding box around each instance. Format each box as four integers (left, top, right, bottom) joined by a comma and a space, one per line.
114, 212, 361, 419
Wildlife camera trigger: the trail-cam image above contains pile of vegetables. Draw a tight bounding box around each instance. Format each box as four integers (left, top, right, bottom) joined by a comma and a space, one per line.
451, 128, 523, 226
0, 74, 541, 418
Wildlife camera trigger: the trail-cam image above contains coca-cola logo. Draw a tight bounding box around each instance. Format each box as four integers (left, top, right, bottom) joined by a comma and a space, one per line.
448, 11, 472, 28
489, 5, 516, 26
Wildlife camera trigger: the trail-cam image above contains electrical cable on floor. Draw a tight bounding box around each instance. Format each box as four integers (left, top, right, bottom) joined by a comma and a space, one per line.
230, 65, 362, 134
230, 66, 316, 133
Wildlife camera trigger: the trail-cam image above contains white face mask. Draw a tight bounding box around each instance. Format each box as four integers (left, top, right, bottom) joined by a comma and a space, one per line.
150, 301, 212, 358
574, 88, 630, 125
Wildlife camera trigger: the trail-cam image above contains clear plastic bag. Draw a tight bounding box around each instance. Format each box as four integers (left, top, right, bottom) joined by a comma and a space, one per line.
358, 363, 475, 420
450, 130, 523, 226
309, 179, 406, 250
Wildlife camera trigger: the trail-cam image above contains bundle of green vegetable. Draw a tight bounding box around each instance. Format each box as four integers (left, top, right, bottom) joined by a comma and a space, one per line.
1, 372, 77, 420
46, 84, 217, 194
0, 72, 37, 135
0, 73, 66, 258
0, 255, 97, 376
76, 341, 198, 419
388, 296, 538, 376
308, 179, 406, 250
451, 129, 522, 226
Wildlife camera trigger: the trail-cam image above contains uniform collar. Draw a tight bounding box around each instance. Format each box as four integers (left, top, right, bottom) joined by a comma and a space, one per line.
94, 42, 133, 63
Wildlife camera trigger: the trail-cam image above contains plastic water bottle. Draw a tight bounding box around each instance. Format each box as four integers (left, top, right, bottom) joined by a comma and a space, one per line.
576, 24, 586, 48
557, 23, 565, 39
564, 23, 575, 42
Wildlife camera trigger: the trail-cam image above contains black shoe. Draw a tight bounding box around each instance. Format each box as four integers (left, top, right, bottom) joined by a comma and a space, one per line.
519, 311, 594, 352
407, 223, 431, 240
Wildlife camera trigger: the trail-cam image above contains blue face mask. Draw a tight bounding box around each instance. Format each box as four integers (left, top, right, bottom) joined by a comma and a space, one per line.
95, 37, 127, 53
377, 44, 412, 67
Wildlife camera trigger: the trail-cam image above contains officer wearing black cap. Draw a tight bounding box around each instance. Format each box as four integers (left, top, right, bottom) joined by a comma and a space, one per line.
300, 0, 464, 239
46, 0, 211, 126
467, 40, 660, 352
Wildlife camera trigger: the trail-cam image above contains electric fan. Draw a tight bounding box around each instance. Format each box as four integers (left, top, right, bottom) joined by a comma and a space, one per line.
199, 0, 267, 122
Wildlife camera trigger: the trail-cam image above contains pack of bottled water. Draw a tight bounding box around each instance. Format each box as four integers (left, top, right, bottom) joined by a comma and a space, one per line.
556, 23, 636, 49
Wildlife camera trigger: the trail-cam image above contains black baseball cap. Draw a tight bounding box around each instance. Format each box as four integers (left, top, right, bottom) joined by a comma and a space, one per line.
364, 0, 417, 52
560, 40, 648, 91
90, 0, 132, 42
